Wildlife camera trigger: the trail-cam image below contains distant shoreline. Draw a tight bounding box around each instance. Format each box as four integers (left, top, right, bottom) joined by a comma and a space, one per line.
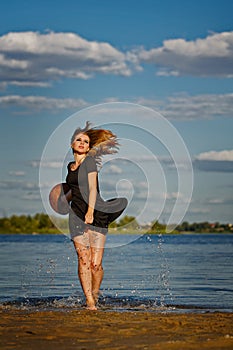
0, 213, 232, 235
0, 230, 232, 235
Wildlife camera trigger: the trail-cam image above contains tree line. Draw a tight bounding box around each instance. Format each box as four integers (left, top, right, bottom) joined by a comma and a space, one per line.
0, 213, 58, 234
0, 213, 232, 234
174, 221, 233, 233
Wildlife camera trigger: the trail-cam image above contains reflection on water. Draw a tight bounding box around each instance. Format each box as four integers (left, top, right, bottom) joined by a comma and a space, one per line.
0, 233, 232, 313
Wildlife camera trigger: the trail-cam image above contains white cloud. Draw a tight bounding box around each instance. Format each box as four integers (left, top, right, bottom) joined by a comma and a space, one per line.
103, 164, 123, 174
0, 31, 134, 87
9, 171, 25, 176
195, 150, 233, 161
138, 31, 233, 77
0, 53, 28, 69
22, 193, 41, 201
0, 181, 18, 189
162, 192, 183, 200
0, 95, 89, 112
0, 180, 39, 190
159, 192, 191, 205
194, 150, 233, 172
188, 207, 210, 214
207, 198, 224, 204
136, 93, 233, 120
22, 182, 39, 191
1, 30, 232, 88
1, 92, 232, 119
8, 81, 50, 87
29, 160, 64, 168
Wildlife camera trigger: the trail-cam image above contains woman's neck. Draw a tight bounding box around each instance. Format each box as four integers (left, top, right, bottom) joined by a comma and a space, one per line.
74, 154, 87, 165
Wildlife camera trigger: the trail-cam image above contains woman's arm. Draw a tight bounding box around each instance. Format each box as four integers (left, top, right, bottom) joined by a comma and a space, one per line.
85, 171, 97, 224
65, 189, 72, 202
59, 188, 72, 208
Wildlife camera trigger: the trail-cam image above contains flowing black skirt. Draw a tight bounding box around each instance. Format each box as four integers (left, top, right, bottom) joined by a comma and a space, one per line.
69, 197, 128, 239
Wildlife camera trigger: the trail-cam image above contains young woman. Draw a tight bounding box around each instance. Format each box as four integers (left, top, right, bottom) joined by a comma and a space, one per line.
65, 122, 127, 310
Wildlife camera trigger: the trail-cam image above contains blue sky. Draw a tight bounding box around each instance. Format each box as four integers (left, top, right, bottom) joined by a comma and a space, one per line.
0, 0, 233, 225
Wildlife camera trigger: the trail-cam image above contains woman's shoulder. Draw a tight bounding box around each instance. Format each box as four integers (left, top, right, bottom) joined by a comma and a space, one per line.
67, 161, 74, 170
85, 155, 96, 162
85, 155, 97, 172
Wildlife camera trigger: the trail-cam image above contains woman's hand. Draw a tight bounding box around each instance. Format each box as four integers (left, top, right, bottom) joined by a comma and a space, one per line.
85, 210, 94, 224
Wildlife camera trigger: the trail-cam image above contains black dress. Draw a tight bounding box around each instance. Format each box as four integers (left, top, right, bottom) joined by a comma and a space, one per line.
66, 156, 127, 239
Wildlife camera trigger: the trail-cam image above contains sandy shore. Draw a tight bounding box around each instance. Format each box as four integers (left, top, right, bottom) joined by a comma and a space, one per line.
0, 309, 233, 350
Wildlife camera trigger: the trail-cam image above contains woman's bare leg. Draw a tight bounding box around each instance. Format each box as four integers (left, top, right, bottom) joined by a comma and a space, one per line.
73, 233, 96, 310
89, 230, 106, 303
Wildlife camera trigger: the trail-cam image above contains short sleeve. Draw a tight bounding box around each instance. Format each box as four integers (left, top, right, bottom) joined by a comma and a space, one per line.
85, 156, 97, 173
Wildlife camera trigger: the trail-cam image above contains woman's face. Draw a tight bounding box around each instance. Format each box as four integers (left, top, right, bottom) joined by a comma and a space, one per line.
71, 133, 90, 154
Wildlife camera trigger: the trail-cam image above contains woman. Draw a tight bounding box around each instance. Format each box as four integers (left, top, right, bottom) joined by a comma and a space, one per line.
65, 122, 127, 310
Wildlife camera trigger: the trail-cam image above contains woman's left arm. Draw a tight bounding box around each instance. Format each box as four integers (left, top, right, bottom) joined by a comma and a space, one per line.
85, 171, 97, 224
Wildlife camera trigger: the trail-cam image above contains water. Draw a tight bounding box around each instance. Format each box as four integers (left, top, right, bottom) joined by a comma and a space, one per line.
0, 233, 232, 313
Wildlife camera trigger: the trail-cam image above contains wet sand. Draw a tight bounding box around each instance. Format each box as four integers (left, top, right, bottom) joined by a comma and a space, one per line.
0, 309, 233, 349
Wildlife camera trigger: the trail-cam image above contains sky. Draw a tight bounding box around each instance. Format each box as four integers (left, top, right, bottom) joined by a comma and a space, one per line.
0, 0, 233, 226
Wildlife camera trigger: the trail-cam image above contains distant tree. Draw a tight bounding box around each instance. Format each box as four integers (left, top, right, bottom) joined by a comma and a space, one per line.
178, 221, 190, 231
0, 217, 12, 233
36, 213, 54, 229
0, 213, 232, 234
117, 215, 139, 229
150, 220, 166, 233
109, 220, 118, 228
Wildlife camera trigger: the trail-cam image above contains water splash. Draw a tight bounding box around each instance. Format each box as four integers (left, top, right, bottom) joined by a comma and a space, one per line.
0, 293, 176, 312
154, 233, 174, 307
19, 240, 76, 301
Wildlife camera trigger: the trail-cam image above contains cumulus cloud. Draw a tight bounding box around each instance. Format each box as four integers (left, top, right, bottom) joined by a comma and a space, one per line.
188, 207, 210, 214
196, 150, 233, 161
1, 30, 232, 88
0, 180, 39, 190
29, 160, 64, 168
0, 95, 89, 112
103, 164, 123, 174
9, 171, 25, 176
207, 198, 224, 204
136, 93, 233, 120
198, 197, 233, 206
0, 31, 134, 87
138, 31, 233, 77
195, 150, 233, 161
0, 181, 19, 190
194, 150, 233, 172
22, 193, 41, 201
162, 192, 183, 200
1, 92, 232, 119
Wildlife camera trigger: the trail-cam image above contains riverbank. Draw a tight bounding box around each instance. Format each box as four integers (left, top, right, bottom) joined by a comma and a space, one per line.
0, 230, 233, 235
1, 309, 233, 349
1, 213, 232, 234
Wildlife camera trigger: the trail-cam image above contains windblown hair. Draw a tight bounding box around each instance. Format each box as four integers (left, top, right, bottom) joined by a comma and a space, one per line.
71, 121, 119, 166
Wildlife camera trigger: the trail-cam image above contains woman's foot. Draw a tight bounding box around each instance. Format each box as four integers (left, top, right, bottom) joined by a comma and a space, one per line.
92, 290, 99, 304
86, 295, 97, 310
86, 304, 97, 311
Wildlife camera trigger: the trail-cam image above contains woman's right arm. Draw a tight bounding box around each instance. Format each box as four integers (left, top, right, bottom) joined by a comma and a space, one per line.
65, 190, 72, 203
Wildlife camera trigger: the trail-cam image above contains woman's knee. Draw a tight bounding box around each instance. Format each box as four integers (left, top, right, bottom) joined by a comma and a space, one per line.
90, 261, 103, 273
75, 246, 91, 266
78, 254, 91, 268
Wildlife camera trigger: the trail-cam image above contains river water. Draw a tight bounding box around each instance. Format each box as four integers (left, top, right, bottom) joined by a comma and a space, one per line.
0, 233, 232, 313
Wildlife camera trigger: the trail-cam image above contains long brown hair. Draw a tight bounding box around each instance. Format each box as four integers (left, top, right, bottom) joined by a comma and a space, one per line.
71, 121, 119, 165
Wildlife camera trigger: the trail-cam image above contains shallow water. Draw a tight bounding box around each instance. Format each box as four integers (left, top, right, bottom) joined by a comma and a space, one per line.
0, 233, 232, 313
